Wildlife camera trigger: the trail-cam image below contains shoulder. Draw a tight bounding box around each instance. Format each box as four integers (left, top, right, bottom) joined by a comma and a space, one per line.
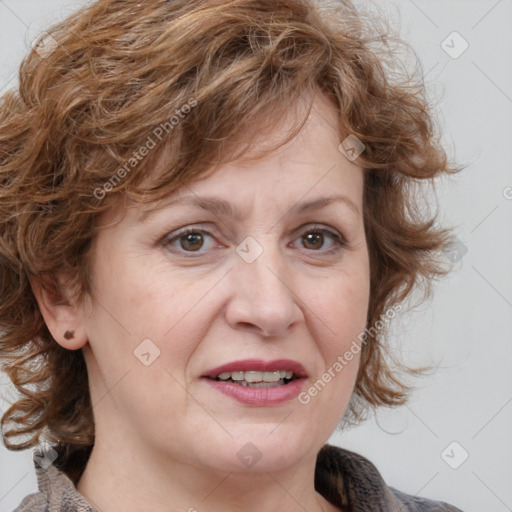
389, 487, 464, 511
12, 445, 96, 512
13, 492, 47, 512
316, 444, 464, 511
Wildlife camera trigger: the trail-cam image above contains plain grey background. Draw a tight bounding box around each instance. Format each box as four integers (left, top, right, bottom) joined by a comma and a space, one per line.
0, 1, 511, 511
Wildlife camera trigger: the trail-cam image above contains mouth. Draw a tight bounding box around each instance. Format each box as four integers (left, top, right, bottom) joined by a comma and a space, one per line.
211, 370, 298, 388
201, 359, 307, 405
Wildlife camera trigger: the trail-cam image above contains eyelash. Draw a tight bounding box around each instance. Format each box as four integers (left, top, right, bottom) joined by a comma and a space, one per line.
160, 224, 347, 256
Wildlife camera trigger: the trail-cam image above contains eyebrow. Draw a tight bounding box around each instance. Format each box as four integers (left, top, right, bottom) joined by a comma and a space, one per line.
138, 193, 361, 223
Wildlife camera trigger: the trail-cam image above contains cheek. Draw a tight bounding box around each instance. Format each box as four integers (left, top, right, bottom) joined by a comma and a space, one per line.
310, 265, 370, 358
296, 272, 367, 433
89, 250, 180, 337
98, 265, 222, 376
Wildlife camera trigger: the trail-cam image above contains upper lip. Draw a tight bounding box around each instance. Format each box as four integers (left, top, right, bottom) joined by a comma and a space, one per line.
202, 359, 308, 379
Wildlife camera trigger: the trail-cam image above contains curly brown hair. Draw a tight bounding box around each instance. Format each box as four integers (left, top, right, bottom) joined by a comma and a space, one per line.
0, 0, 462, 482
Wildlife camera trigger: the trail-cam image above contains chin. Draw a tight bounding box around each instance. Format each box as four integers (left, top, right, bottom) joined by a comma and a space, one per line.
199, 426, 318, 474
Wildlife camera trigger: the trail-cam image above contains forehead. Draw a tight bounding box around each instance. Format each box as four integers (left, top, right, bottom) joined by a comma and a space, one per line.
137, 192, 362, 226
107, 90, 364, 226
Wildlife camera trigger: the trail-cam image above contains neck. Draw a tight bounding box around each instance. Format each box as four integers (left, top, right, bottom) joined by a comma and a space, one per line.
76, 436, 337, 512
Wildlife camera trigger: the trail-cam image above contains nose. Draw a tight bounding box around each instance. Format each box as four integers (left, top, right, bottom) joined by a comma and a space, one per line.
224, 239, 303, 339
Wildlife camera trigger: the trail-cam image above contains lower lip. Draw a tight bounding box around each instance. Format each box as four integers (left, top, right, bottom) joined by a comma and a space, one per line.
204, 378, 306, 406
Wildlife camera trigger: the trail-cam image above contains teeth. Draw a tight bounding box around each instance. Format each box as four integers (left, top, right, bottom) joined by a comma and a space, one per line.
245, 371, 262, 383
263, 371, 282, 382
215, 370, 295, 383
244, 381, 282, 388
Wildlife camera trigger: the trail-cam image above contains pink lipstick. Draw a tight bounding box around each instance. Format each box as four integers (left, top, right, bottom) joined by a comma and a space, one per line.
202, 359, 307, 406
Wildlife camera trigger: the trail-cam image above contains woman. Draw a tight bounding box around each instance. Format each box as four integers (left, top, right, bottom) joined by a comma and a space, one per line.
0, 0, 464, 510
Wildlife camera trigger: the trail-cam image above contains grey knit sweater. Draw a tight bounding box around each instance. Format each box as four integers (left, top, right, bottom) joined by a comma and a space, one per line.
13, 444, 463, 511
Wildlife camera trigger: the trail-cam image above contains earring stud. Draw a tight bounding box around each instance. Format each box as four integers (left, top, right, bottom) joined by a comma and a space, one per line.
64, 330, 75, 340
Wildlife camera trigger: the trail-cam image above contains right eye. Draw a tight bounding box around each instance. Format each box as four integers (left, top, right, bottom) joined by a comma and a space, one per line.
161, 227, 222, 254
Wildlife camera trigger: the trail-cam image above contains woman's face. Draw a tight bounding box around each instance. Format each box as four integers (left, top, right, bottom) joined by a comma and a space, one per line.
76, 93, 370, 475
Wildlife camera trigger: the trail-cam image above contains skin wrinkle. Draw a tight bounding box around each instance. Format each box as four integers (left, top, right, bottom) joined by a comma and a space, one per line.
50, 93, 369, 512
0, 1, 462, 509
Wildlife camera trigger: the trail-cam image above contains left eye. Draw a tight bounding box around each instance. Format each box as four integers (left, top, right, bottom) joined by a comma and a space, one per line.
162, 226, 345, 254
292, 228, 344, 252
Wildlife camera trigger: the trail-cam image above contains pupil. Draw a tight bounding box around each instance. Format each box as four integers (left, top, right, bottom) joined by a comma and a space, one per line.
182, 233, 203, 251
305, 232, 322, 249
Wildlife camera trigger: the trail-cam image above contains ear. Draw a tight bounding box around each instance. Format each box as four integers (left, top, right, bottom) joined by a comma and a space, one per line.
30, 272, 88, 350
